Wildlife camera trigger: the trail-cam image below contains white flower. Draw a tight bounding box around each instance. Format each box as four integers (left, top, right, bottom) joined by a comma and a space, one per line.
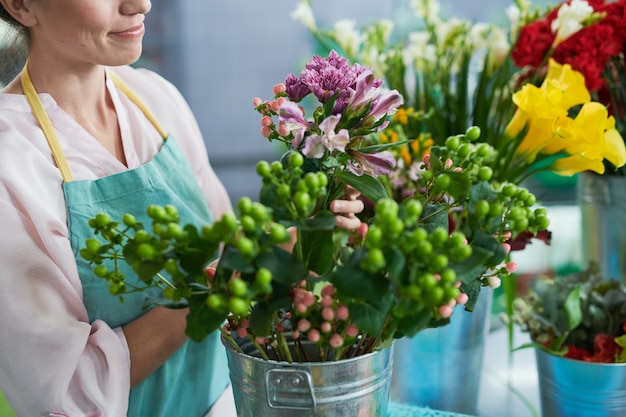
333, 19, 363, 58
468, 23, 490, 51
360, 47, 387, 78
403, 31, 436, 70
291, 1, 316, 32
410, 0, 441, 24
551, 0, 594, 45
506, 5, 522, 41
486, 27, 511, 71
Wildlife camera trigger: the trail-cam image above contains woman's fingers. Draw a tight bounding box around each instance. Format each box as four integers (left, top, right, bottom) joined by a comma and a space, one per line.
330, 198, 364, 230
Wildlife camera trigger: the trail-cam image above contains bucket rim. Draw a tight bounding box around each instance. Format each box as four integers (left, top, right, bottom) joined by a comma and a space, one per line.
221, 334, 391, 367
535, 347, 626, 368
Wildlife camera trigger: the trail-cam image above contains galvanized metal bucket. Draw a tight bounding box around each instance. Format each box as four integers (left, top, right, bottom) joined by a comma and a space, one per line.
535, 348, 626, 417
390, 288, 492, 415
577, 172, 626, 281
222, 335, 394, 416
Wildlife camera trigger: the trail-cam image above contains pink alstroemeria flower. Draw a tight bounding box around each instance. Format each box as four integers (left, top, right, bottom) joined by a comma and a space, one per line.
347, 149, 396, 176
279, 100, 311, 148
302, 115, 350, 158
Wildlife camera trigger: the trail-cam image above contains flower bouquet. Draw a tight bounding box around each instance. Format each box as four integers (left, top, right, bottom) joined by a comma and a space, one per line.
511, 0, 626, 177
80, 50, 547, 364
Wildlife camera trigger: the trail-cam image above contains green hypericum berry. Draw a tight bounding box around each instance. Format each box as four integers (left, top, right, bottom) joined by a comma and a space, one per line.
94, 213, 112, 228
289, 152, 304, 168
167, 223, 184, 240
293, 191, 312, 213
229, 297, 249, 316
134, 229, 151, 243
435, 173, 451, 190
85, 238, 101, 253
365, 226, 383, 247
137, 243, 156, 260
502, 183, 517, 197
256, 161, 272, 178
255, 268, 273, 286
235, 236, 255, 256
122, 213, 137, 227
268, 223, 289, 243
276, 184, 291, 200
249, 202, 269, 223
238, 197, 253, 215
317, 172, 328, 187
206, 294, 225, 311
445, 135, 460, 150
477, 166, 493, 181
220, 212, 238, 232
304, 172, 320, 191
475, 200, 490, 218
229, 278, 248, 297
428, 227, 448, 247
164, 259, 179, 275
93, 265, 108, 278
465, 126, 481, 141
240, 215, 256, 234
457, 143, 472, 158
440, 268, 457, 284
430, 254, 449, 270
164, 205, 178, 218
270, 161, 283, 175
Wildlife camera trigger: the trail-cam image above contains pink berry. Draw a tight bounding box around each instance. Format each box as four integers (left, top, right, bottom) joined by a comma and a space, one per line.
506, 262, 518, 273
345, 324, 359, 338
308, 329, 320, 342
321, 284, 335, 297
330, 334, 344, 348
456, 293, 469, 305
322, 307, 335, 321
439, 305, 453, 319
252, 97, 263, 107
272, 83, 286, 95
336, 305, 349, 321
321, 295, 333, 308
297, 319, 311, 332
321, 322, 332, 333
237, 328, 248, 339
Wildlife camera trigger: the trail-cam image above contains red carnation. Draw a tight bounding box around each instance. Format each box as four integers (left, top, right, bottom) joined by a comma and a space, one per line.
511, 20, 554, 69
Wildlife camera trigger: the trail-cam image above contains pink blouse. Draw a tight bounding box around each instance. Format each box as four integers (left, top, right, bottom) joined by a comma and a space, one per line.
0, 66, 233, 416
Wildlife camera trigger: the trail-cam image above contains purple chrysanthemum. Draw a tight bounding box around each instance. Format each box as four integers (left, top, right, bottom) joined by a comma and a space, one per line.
285, 74, 311, 102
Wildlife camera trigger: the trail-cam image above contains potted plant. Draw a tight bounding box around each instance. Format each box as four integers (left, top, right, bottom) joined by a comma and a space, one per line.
510, 264, 626, 416
81, 50, 547, 415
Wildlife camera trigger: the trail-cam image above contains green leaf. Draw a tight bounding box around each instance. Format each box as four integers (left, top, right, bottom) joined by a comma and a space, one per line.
185, 294, 227, 342
347, 292, 394, 337
334, 171, 389, 203
419, 204, 449, 232
255, 246, 309, 285
394, 307, 437, 337
356, 139, 414, 154
332, 253, 392, 300
248, 295, 290, 336
563, 284, 583, 332
298, 228, 335, 275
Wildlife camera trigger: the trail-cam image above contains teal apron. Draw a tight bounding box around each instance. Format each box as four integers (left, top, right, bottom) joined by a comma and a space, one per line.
21, 66, 230, 417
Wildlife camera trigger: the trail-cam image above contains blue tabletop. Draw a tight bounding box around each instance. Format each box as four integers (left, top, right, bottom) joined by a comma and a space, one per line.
388, 403, 476, 417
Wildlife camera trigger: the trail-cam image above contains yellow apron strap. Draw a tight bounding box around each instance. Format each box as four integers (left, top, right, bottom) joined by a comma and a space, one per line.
107, 71, 168, 140
21, 64, 169, 183
21, 65, 74, 182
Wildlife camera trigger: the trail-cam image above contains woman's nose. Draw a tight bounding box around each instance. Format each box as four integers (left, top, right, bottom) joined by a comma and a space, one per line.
120, 0, 152, 16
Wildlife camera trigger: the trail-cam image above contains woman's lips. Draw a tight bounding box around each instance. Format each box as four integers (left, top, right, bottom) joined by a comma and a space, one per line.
110, 23, 145, 38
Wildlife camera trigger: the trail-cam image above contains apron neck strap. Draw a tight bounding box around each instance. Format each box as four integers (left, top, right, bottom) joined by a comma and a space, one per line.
20, 63, 169, 183
21, 63, 74, 182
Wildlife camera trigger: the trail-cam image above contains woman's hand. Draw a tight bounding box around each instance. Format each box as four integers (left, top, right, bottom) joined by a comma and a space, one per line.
329, 186, 364, 230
